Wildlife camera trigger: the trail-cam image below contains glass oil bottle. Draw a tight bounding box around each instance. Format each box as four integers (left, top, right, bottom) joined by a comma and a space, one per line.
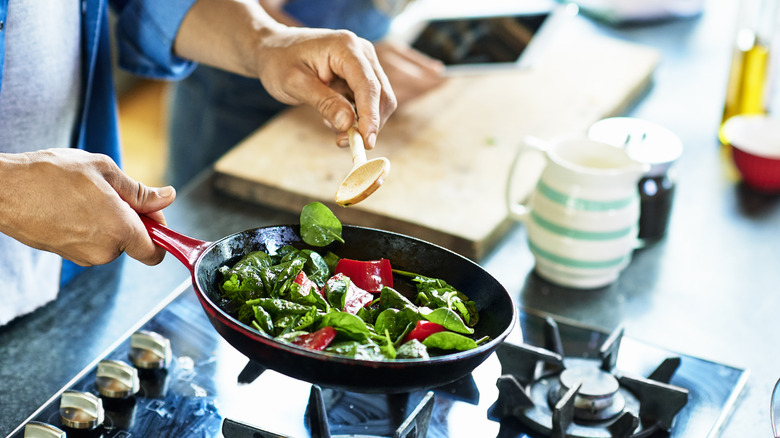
722, 0, 780, 128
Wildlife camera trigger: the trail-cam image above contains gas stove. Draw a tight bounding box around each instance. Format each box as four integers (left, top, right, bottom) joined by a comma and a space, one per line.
8, 282, 747, 438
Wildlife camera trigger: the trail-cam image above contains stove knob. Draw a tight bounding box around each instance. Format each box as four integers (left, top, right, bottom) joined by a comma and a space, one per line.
59, 390, 104, 430
128, 330, 172, 370
23, 421, 66, 438
95, 359, 140, 398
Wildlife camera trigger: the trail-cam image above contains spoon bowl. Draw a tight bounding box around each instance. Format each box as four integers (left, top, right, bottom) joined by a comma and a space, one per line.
334, 127, 391, 206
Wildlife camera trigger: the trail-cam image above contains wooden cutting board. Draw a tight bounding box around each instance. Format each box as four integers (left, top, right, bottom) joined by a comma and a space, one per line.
213, 28, 660, 260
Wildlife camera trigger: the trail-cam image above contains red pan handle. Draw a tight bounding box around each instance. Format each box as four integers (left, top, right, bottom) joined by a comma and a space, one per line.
140, 215, 213, 274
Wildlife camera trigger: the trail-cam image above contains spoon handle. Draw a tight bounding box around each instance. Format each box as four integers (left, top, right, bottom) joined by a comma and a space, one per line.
348, 127, 367, 166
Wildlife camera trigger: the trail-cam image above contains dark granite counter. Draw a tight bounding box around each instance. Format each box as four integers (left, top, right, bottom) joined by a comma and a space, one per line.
1, 0, 777, 436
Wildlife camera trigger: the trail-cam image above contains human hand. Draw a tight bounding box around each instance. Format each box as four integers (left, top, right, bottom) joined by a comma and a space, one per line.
252, 27, 397, 149
175, 0, 396, 148
374, 41, 446, 107
0, 149, 176, 267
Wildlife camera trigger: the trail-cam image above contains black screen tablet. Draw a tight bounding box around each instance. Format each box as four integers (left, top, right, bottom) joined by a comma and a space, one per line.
410, 13, 551, 67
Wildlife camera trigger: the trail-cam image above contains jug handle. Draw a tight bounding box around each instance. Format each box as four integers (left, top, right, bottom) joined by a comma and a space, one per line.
506, 136, 548, 222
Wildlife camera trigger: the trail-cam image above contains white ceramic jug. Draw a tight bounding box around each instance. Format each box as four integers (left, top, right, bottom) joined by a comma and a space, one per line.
506, 137, 649, 289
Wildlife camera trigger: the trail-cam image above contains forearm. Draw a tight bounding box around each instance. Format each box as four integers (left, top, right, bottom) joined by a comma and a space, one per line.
0, 153, 31, 235
173, 0, 284, 78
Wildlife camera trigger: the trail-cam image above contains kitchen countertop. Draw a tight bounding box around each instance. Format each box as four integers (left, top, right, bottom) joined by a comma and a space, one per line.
1, 0, 777, 436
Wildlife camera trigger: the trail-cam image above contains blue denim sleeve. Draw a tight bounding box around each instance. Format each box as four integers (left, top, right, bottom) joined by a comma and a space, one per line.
284, 0, 391, 42
111, 0, 199, 79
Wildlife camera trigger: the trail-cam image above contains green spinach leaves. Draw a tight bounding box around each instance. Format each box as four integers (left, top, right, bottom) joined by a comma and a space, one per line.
300, 202, 344, 246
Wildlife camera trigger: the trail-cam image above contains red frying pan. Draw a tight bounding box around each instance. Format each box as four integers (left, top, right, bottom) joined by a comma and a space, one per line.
142, 216, 515, 393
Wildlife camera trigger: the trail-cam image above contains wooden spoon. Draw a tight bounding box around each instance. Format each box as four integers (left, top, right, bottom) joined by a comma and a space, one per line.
334, 127, 390, 207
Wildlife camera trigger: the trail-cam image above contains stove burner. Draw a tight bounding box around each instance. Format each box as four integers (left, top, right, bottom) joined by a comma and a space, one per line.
551, 364, 626, 421
490, 317, 689, 438
222, 386, 435, 438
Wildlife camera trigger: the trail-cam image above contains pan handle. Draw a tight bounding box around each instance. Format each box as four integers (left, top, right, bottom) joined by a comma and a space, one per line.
140, 215, 212, 273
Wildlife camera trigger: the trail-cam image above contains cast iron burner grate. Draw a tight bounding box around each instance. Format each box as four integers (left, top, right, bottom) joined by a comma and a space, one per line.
222, 385, 435, 438
489, 317, 689, 438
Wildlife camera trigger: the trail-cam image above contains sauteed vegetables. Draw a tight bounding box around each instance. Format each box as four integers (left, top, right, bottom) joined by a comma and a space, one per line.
217, 203, 487, 360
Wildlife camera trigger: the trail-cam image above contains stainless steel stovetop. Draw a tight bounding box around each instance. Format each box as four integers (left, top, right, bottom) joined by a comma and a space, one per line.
8, 282, 747, 438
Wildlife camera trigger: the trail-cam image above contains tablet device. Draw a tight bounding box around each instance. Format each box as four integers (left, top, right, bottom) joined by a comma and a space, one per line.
393, 1, 569, 74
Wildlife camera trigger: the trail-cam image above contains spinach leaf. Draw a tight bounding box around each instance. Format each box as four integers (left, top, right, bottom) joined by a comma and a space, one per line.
374, 308, 413, 341
237, 303, 255, 325
275, 315, 301, 335
319, 311, 370, 342
394, 320, 415, 348
294, 306, 323, 332
225, 251, 275, 275
419, 307, 474, 335
289, 280, 330, 311
276, 245, 300, 259
300, 202, 345, 246
378, 287, 417, 313
250, 320, 265, 334
378, 330, 397, 360
247, 255, 303, 298
453, 300, 479, 327
322, 275, 349, 310
322, 251, 341, 274
220, 273, 263, 303
356, 304, 378, 325
219, 251, 274, 300
258, 267, 278, 296
394, 270, 479, 327
377, 288, 422, 338
247, 298, 312, 316
325, 340, 386, 360
252, 305, 274, 334
300, 249, 331, 287
269, 258, 305, 298
422, 331, 478, 351
396, 339, 430, 360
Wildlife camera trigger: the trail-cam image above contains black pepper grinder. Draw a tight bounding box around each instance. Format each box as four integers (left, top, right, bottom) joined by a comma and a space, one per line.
588, 117, 683, 247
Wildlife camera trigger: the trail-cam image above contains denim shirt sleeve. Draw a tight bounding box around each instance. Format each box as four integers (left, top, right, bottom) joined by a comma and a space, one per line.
110, 0, 199, 79
284, 0, 392, 42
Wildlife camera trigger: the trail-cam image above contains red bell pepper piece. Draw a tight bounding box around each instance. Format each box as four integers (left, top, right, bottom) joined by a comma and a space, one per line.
293, 271, 318, 296
291, 326, 337, 351
334, 258, 393, 294
405, 320, 445, 343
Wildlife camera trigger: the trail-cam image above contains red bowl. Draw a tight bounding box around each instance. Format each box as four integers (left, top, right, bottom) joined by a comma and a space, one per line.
721, 115, 780, 193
